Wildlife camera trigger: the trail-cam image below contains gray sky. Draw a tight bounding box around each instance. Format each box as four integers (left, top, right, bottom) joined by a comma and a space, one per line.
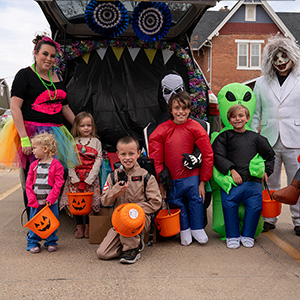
1, 0, 299, 89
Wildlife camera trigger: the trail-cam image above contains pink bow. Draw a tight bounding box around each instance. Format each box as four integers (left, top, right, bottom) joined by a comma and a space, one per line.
37, 36, 61, 52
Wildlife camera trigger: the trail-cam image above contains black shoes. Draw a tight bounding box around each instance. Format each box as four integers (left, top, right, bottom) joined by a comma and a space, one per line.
263, 222, 276, 232
119, 248, 141, 264
294, 226, 300, 236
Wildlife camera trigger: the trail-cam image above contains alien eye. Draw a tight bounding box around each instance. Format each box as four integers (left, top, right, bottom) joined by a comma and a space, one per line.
243, 91, 252, 102
226, 91, 236, 102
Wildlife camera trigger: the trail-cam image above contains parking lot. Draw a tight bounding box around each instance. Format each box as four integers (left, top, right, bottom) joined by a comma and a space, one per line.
0, 167, 300, 300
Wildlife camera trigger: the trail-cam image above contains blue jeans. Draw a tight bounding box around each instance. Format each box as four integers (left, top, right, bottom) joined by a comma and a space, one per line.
221, 182, 262, 239
167, 175, 203, 231
26, 203, 59, 250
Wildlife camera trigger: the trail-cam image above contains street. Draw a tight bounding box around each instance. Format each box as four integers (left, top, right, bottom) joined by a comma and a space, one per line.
0, 167, 299, 300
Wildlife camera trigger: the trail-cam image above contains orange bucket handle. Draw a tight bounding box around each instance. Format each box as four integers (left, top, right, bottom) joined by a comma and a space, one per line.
263, 180, 273, 200
21, 203, 50, 227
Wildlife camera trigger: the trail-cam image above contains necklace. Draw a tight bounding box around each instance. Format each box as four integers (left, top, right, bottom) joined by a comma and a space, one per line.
32, 63, 57, 101
78, 137, 92, 153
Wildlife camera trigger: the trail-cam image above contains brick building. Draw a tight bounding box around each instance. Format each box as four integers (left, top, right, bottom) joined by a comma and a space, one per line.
191, 0, 300, 96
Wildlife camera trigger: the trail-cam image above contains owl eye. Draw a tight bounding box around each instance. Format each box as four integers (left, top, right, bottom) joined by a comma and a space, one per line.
243, 91, 252, 102
226, 91, 236, 102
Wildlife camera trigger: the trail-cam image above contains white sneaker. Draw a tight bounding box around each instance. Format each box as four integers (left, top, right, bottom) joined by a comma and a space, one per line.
226, 237, 241, 249
180, 228, 192, 246
241, 236, 254, 248
191, 229, 208, 244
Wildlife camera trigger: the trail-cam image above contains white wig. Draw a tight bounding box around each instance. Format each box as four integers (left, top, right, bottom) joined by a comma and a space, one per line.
261, 34, 300, 82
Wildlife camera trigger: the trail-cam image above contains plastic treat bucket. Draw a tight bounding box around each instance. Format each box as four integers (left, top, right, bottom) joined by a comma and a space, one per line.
112, 203, 145, 237
261, 189, 281, 218
23, 204, 60, 239
66, 192, 94, 215
155, 209, 181, 237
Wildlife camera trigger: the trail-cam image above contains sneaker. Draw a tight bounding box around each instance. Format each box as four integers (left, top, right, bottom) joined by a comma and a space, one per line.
241, 236, 254, 248
191, 229, 208, 244
226, 237, 240, 249
263, 222, 276, 232
29, 246, 40, 254
47, 245, 57, 252
119, 248, 141, 264
294, 226, 300, 236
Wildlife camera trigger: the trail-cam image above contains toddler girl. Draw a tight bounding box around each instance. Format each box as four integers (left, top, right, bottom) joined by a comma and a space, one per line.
26, 132, 65, 253
60, 112, 102, 238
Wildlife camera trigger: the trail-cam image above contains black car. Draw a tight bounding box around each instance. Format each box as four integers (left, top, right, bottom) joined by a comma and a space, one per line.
36, 0, 218, 150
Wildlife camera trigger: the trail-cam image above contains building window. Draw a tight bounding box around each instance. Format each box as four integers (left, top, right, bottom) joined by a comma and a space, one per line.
235, 39, 263, 70
245, 5, 256, 22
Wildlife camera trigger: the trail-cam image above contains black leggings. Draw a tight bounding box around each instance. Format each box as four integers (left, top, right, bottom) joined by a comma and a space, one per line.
75, 215, 89, 225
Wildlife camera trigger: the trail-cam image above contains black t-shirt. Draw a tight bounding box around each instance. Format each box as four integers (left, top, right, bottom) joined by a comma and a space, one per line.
11, 67, 68, 124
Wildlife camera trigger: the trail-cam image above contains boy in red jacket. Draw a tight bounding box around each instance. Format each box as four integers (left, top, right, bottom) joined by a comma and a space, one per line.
149, 91, 213, 246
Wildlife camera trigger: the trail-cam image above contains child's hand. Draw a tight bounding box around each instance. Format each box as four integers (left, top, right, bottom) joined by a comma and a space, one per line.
199, 181, 205, 201
46, 201, 52, 206
231, 169, 243, 185
262, 172, 268, 183
114, 181, 128, 198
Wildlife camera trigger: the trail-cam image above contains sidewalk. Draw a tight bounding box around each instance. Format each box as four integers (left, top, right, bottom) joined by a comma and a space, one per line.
0, 168, 299, 300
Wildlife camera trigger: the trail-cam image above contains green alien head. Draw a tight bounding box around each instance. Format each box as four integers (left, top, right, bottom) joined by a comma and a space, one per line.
217, 83, 256, 129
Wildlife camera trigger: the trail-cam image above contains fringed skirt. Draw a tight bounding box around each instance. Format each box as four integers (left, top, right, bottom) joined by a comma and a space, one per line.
0, 120, 80, 169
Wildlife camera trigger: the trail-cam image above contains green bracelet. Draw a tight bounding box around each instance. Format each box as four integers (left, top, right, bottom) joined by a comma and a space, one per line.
21, 136, 31, 148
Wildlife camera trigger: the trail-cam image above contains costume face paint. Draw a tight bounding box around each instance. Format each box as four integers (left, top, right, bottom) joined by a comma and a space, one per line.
161, 74, 185, 103
273, 51, 293, 75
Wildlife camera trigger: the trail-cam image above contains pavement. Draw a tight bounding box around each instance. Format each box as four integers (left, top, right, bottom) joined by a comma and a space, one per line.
0, 167, 300, 300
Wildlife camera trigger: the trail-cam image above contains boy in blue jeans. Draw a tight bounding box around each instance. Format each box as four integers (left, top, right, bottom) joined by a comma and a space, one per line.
212, 105, 274, 249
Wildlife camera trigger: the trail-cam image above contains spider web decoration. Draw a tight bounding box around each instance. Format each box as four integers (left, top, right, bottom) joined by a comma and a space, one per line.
85, 0, 129, 38
132, 2, 172, 43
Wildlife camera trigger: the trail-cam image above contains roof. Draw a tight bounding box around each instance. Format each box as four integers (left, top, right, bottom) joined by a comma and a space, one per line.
191, 1, 300, 50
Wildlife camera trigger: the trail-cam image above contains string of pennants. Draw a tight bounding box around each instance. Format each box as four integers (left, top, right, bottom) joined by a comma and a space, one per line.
82, 46, 174, 64
85, 0, 172, 42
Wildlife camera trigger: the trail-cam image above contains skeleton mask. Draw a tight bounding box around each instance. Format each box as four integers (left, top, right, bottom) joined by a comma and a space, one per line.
161, 74, 185, 103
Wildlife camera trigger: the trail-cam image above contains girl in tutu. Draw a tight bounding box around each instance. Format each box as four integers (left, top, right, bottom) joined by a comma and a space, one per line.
60, 112, 102, 239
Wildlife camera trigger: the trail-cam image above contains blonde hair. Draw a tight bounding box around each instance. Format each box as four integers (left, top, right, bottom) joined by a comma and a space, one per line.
31, 132, 58, 156
71, 111, 97, 138
227, 105, 250, 120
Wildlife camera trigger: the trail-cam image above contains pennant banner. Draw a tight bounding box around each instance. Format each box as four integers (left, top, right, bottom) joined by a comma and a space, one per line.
96, 47, 107, 60
82, 52, 91, 64
162, 49, 174, 65
128, 48, 140, 61
144, 49, 157, 64
112, 46, 125, 61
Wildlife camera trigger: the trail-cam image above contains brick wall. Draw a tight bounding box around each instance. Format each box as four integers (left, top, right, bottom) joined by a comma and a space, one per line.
193, 33, 277, 96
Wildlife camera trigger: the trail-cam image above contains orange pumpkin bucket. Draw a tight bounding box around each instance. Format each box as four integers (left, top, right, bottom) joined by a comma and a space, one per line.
112, 203, 145, 237
23, 204, 60, 239
261, 189, 281, 218
155, 209, 181, 237
66, 192, 94, 215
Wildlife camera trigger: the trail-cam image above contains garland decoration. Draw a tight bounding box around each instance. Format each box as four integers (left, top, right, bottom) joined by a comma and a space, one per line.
132, 2, 172, 43
55, 39, 208, 120
85, 0, 129, 38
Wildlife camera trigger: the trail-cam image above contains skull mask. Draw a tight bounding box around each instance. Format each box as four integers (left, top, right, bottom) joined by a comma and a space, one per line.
161, 74, 185, 103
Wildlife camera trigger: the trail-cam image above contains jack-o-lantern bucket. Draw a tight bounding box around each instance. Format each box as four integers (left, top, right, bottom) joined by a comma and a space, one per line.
23, 204, 60, 239
112, 203, 145, 237
262, 189, 281, 218
66, 192, 94, 215
155, 209, 181, 237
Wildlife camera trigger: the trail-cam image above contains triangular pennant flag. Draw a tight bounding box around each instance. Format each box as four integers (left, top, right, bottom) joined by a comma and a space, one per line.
96, 47, 107, 60
82, 52, 90, 64
112, 46, 124, 61
144, 49, 157, 64
128, 48, 140, 61
162, 49, 174, 65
